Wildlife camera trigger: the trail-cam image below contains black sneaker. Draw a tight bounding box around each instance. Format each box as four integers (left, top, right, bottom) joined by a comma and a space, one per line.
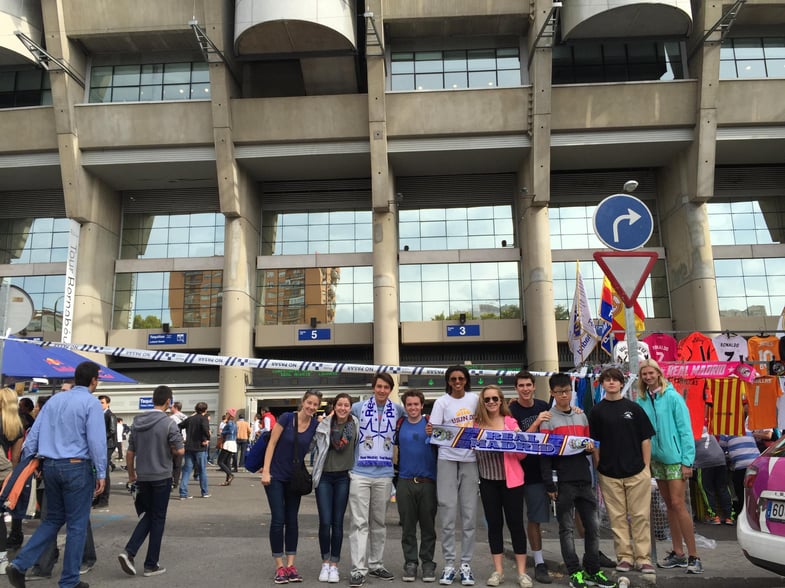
349, 572, 366, 587
7, 564, 26, 588
598, 552, 616, 569
585, 570, 616, 588
369, 567, 394, 581
118, 551, 136, 575
26, 566, 52, 581
403, 563, 417, 582
422, 563, 437, 583
534, 564, 552, 585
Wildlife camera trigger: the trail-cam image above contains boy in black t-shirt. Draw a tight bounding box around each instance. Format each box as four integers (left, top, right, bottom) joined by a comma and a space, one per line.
588, 368, 657, 576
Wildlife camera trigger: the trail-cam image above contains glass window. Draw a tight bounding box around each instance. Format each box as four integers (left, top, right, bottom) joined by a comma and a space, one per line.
256, 266, 370, 325
551, 260, 669, 320
0, 275, 66, 333
553, 41, 686, 84
550, 203, 660, 249
400, 205, 513, 251
715, 258, 785, 317
390, 48, 520, 91
120, 212, 225, 259
261, 210, 372, 255
88, 62, 211, 103
0, 69, 53, 109
399, 262, 521, 321
720, 37, 785, 79
0, 218, 70, 264
707, 198, 784, 245
113, 270, 223, 329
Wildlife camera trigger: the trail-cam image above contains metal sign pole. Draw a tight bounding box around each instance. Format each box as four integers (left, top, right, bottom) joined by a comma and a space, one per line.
625, 305, 639, 376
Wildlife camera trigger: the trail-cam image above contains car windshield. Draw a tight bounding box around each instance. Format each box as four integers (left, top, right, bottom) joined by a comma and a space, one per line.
765, 434, 785, 458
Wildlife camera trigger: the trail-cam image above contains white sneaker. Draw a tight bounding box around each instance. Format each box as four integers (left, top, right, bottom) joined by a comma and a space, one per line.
0, 552, 8, 576
319, 563, 331, 582
328, 566, 340, 583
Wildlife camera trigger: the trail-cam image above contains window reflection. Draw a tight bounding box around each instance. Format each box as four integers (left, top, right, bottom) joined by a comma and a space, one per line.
391, 48, 521, 91
550, 203, 660, 249
714, 258, 785, 316
399, 262, 520, 321
0, 69, 52, 109
88, 62, 210, 103
1, 275, 66, 333
552, 261, 668, 320
400, 205, 513, 251
553, 41, 684, 84
113, 271, 223, 329
262, 211, 372, 255
720, 38, 785, 79
707, 199, 784, 245
121, 213, 224, 259
257, 266, 372, 325
0, 218, 70, 264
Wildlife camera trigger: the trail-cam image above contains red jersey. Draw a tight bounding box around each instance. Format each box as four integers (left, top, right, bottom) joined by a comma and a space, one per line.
643, 333, 678, 363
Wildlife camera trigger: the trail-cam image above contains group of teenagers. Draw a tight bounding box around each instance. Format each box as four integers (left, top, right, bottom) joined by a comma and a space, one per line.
259, 358, 707, 588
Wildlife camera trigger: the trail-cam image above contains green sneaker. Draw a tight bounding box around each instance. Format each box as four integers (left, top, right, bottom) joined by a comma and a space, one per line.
569, 571, 588, 588
585, 570, 616, 588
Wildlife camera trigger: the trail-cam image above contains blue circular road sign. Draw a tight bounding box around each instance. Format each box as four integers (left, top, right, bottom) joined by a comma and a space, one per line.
593, 194, 654, 251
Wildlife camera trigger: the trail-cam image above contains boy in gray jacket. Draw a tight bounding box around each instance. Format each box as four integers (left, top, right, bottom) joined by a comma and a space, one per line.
118, 385, 184, 577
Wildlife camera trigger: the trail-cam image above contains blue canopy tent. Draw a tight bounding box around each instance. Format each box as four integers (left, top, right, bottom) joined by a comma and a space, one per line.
1, 339, 136, 383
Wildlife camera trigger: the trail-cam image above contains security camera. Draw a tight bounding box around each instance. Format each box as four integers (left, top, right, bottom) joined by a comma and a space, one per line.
623, 180, 639, 193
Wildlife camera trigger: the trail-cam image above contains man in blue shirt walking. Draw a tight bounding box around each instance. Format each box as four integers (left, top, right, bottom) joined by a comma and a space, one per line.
7, 361, 107, 588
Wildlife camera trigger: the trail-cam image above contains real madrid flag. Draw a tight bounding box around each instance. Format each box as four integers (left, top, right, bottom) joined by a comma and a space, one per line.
567, 262, 598, 366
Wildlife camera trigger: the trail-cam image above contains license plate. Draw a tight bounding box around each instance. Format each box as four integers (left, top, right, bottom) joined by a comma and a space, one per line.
766, 500, 785, 523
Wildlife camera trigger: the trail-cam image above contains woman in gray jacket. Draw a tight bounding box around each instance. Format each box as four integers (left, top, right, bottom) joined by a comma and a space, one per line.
312, 393, 359, 583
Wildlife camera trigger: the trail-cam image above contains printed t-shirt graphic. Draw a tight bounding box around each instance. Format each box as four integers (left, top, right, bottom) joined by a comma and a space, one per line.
642, 333, 678, 363
708, 378, 745, 436
676, 332, 717, 439
711, 333, 748, 363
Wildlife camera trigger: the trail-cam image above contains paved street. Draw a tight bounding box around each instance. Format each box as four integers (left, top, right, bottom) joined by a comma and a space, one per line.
9, 470, 784, 588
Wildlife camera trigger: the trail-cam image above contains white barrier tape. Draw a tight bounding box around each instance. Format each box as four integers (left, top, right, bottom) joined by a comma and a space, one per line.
3, 338, 591, 380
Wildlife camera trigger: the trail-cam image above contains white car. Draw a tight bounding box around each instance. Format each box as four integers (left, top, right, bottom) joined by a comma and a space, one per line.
737, 434, 785, 576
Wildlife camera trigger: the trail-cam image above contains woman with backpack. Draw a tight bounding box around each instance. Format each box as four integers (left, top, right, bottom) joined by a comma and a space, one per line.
261, 390, 321, 584
312, 393, 359, 583
0, 388, 25, 573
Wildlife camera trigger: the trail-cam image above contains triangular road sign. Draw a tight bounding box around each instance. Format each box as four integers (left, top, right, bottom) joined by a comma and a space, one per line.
593, 251, 659, 307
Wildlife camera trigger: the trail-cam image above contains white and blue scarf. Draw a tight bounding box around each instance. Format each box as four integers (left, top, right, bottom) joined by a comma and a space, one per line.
356, 397, 397, 467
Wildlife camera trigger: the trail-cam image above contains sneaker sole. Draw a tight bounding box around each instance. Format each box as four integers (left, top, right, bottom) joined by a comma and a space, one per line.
143, 569, 166, 577
118, 554, 136, 576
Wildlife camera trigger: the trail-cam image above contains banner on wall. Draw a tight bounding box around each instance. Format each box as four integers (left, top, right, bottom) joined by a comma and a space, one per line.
61, 220, 80, 344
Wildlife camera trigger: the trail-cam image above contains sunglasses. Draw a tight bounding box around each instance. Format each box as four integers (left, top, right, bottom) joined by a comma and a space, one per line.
483, 396, 501, 404
449, 377, 466, 382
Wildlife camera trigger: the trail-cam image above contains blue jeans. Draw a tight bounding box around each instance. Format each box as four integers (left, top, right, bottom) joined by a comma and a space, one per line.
126, 478, 172, 569
316, 471, 350, 562
12, 459, 95, 588
264, 478, 303, 557
180, 450, 208, 497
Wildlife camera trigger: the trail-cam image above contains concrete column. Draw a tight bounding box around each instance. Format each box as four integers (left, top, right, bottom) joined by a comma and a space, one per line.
657, 1, 721, 334
205, 1, 259, 416
42, 0, 121, 349
518, 0, 558, 383
366, 0, 400, 392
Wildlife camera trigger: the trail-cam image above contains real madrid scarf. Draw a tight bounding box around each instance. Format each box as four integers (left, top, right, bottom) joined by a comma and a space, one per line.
430, 424, 596, 456
356, 397, 397, 467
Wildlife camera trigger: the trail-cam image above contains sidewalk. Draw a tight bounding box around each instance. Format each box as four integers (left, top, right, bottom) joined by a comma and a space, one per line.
11, 471, 784, 588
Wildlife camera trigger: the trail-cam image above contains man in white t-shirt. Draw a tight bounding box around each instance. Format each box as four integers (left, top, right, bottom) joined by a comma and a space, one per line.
430, 365, 479, 586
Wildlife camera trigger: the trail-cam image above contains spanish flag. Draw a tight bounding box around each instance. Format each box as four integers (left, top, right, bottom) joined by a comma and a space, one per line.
599, 275, 645, 343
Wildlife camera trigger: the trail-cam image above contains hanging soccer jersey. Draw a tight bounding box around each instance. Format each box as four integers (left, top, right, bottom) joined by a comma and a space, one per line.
747, 335, 780, 376
712, 333, 748, 363
643, 333, 678, 362
676, 332, 717, 439
746, 375, 782, 430
708, 378, 745, 436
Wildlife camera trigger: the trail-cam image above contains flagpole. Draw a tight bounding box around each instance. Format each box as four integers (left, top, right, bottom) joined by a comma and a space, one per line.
625, 305, 639, 375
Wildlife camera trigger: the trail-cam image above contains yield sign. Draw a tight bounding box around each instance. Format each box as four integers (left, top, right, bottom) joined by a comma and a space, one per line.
593, 251, 659, 307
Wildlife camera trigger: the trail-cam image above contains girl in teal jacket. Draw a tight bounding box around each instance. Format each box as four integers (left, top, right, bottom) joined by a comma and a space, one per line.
636, 359, 703, 575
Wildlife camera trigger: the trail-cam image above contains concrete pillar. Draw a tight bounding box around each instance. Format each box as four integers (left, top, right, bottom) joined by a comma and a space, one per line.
657, 1, 721, 334
42, 0, 121, 350
205, 1, 259, 416
518, 0, 559, 385
366, 0, 400, 393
